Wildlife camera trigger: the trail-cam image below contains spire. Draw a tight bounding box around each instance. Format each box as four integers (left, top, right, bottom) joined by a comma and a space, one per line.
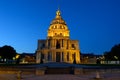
57, 1, 60, 15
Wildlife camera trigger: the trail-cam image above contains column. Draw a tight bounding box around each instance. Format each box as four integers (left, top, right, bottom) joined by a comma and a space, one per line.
60, 52, 62, 62
45, 53, 48, 63
36, 52, 41, 63
51, 39, 53, 49
52, 51, 56, 62
63, 52, 67, 62
69, 52, 73, 63
53, 39, 55, 48
76, 51, 81, 64
54, 39, 56, 49
54, 51, 56, 62
46, 40, 48, 49
55, 39, 56, 49
64, 39, 66, 49
60, 39, 62, 49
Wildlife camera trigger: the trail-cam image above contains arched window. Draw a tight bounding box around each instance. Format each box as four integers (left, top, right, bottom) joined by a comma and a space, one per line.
55, 33, 57, 36
60, 26, 62, 29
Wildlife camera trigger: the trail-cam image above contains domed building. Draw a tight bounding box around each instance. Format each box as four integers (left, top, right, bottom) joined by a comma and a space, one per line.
36, 9, 81, 64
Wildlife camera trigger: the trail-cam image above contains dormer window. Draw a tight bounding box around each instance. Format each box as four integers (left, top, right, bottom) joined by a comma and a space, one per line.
60, 26, 62, 29
60, 33, 62, 36
55, 33, 57, 36
55, 26, 57, 29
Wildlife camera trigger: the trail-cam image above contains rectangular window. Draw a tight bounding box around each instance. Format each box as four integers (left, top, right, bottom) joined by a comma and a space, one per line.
67, 52, 69, 61
40, 52, 44, 63
71, 44, 76, 49
42, 43, 45, 48
72, 53, 76, 62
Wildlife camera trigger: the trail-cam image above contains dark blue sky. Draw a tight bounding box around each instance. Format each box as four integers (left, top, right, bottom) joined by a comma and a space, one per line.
0, 0, 120, 54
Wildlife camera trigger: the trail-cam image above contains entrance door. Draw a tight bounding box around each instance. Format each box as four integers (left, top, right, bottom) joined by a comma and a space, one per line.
56, 52, 60, 62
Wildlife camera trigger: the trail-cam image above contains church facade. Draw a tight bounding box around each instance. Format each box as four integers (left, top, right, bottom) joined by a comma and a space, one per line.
36, 9, 81, 64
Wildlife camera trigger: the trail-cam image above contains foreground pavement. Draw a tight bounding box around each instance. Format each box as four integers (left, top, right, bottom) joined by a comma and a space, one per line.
0, 72, 120, 80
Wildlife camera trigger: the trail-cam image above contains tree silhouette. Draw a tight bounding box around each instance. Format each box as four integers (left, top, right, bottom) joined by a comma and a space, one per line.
0, 45, 17, 61
104, 44, 120, 61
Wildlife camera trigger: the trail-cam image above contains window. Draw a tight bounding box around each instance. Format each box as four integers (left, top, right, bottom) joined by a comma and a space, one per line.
41, 53, 44, 59
40, 53, 44, 63
60, 33, 62, 36
40, 43, 45, 49
60, 26, 62, 29
72, 53, 75, 60
48, 52, 51, 61
67, 52, 69, 61
55, 33, 57, 36
56, 40, 60, 49
71, 44, 76, 49
63, 26, 65, 29
42, 43, 45, 47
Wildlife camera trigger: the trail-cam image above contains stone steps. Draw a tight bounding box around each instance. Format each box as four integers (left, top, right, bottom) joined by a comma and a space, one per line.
45, 68, 74, 74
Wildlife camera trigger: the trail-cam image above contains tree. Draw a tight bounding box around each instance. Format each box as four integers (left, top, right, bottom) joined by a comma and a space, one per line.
104, 44, 120, 61
0, 45, 17, 60
110, 44, 120, 60
0, 47, 1, 54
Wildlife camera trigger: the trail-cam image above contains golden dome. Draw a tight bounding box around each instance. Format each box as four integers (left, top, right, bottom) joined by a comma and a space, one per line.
47, 9, 70, 38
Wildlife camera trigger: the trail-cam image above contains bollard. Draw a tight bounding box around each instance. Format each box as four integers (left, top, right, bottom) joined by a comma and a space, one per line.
96, 71, 100, 79
17, 71, 22, 80
93, 71, 102, 80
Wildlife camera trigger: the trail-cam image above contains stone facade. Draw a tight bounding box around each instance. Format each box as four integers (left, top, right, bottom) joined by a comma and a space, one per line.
36, 9, 81, 64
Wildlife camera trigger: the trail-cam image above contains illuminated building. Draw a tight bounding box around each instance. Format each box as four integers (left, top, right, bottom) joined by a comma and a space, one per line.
36, 9, 81, 64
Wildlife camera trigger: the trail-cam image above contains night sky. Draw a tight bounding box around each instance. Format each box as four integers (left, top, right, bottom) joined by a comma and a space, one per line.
0, 0, 120, 54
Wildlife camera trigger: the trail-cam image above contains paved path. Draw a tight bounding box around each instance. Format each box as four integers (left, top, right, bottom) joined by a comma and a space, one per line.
0, 73, 120, 80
